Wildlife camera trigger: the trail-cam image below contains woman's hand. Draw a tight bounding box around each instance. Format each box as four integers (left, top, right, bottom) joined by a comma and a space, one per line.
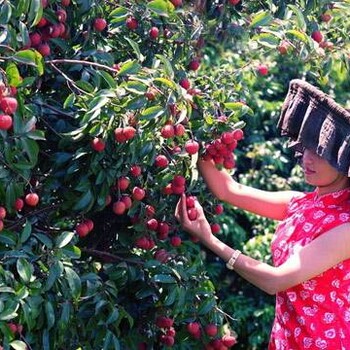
175, 193, 212, 243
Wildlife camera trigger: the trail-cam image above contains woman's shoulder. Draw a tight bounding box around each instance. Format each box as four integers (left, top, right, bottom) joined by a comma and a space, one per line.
286, 190, 314, 211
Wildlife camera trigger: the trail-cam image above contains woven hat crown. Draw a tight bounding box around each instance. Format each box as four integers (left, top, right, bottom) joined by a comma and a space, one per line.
277, 79, 350, 176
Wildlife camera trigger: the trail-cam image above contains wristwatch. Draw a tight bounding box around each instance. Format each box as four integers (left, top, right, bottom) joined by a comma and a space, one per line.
226, 250, 242, 270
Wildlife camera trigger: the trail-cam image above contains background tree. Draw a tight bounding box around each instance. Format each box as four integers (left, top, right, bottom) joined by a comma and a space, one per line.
0, 0, 349, 349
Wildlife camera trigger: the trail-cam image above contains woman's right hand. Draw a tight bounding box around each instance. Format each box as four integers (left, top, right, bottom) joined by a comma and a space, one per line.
175, 193, 213, 243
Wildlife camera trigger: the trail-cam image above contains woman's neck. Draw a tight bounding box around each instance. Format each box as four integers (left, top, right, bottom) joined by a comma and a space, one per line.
316, 176, 350, 196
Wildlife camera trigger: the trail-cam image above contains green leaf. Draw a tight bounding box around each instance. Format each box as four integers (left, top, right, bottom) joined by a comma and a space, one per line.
124, 37, 142, 61
42, 329, 50, 350
18, 21, 30, 48
12, 49, 44, 75
118, 60, 142, 76
0, 1, 12, 24
288, 4, 307, 31
0, 300, 19, 321
224, 101, 246, 110
72, 189, 94, 211
44, 261, 64, 291
198, 298, 216, 315
164, 286, 178, 306
45, 300, 55, 329
106, 308, 119, 325
249, 11, 274, 28
63, 93, 76, 109
253, 32, 280, 48
10, 340, 27, 350
28, 0, 43, 27
140, 105, 165, 120
19, 138, 39, 166
155, 54, 174, 78
17, 258, 34, 283
97, 70, 117, 88
110, 7, 129, 17
17, 76, 36, 87
147, 0, 173, 16
59, 301, 71, 329
152, 274, 176, 283
6, 63, 22, 87
23, 117, 38, 133
55, 231, 75, 248
34, 233, 53, 248
154, 77, 177, 90
88, 92, 113, 113
126, 95, 147, 110
20, 221, 32, 243
109, 6, 128, 26
0, 231, 17, 247
286, 29, 309, 43
64, 267, 81, 299
75, 80, 95, 93
125, 80, 147, 94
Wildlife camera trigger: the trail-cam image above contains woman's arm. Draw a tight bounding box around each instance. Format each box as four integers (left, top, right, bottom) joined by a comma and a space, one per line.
198, 159, 302, 221
175, 194, 350, 295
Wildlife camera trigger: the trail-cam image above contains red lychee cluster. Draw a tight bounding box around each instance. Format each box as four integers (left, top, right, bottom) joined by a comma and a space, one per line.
114, 126, 136, 143
135, 235, 155, 250
111, 165, 147, 221
0, 83, 18, 130
27, 6, 69, 57
186, 322, 237, 349
112, 176, 142, 216
202, 128, 244, 170
160, 121, 186, 139
156, 316, 176, 347
162, 174, 186, 196
146, 218, 170, 240
311, 30, 334, 50
75, 218, 94, 237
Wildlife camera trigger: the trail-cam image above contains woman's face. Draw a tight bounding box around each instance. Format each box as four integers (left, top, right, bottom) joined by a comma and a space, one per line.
301, 149, 350, 194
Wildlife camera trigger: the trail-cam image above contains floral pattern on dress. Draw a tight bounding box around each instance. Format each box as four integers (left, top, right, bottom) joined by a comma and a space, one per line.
269, 188, 350, 350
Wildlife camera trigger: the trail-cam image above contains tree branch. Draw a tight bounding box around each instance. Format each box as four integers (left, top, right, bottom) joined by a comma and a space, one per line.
47, 59, 120, 73
82, 248, 145, 265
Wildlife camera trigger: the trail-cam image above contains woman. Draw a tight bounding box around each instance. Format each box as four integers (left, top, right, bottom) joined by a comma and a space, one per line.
175, 80, 350, 350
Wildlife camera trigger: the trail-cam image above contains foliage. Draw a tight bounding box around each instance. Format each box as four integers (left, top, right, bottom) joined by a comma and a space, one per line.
0, 0, 349, 349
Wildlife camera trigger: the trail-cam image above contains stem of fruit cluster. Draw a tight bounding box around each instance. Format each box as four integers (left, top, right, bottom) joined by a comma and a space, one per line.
47, 59, 120, 73
36, 101, 75, 119
5, 204, 61, 231
214, 305, 236, 321
0, 156, 30, 184
48, 62, 90, 96
82, 248, 145, 265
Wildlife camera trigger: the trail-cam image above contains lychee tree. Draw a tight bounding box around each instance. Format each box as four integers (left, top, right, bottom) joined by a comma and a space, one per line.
0, 0, 349, 349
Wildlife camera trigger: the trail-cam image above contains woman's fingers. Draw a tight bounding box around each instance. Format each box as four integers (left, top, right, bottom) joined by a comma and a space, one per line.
175, 193, 188, 225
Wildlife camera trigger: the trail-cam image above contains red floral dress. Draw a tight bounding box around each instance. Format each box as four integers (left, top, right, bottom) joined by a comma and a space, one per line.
269, 188, 350, 350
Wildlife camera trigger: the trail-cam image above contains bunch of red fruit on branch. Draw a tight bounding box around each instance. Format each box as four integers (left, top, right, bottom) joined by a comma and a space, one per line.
27, 0, 71, 57
186, 321, 237, 349
0, 83, 18, 131
202, 128, 244, 170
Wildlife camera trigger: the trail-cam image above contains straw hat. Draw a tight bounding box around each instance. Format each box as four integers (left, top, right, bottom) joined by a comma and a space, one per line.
277, 79, 350, 176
